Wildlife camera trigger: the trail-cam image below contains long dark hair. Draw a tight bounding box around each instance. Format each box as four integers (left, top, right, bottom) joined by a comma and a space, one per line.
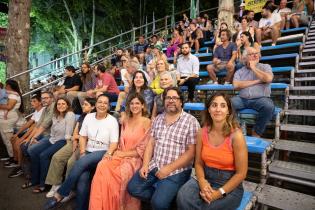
130, 71, 150, 94
241, 31, 254, 46
202, 92, 239, 137
54, 97, 72, 118
6, 79, 24, 113
81, 62, 93, 85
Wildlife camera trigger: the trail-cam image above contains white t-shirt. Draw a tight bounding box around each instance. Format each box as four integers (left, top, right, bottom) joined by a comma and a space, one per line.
0, 92, 21, 118
120, 68, 130, 87
273, 7, 291, 15
79, 113, 119, 152
259, 13, 281, 28
31, 107, 44, 123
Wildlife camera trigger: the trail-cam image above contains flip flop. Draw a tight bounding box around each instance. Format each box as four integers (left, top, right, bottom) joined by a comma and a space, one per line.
21, 181, 33, 189
32, 186, 46, 193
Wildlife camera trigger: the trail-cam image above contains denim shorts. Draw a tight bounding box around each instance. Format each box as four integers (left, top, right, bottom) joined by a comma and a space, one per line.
177, 166, 244, 210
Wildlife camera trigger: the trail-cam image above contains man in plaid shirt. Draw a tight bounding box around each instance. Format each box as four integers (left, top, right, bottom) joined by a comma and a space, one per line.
128, 87, 200, 210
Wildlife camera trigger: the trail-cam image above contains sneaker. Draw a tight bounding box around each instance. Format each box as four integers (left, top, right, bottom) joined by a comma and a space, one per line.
46, 185, 60, 198
4, 158, 18, 168
0, 157, 10, 161
206, 80, 214, 84
8, 167, 23, 178
61, 191, 76, 203
214, 81, 219, 85
224, 81, 231, 85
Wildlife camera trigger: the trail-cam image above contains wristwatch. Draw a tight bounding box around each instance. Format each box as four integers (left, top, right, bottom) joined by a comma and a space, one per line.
218, 187, 226, 197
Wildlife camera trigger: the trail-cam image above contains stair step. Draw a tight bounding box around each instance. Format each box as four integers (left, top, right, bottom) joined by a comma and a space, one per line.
290, 86, 315, 90
305, 40, 315, 45
302, 48, 315, 53
280, 124, 315, 133
289, 95, 315, 100
297, 69, 315, 73
269, 160, 315, 181
285, 109, 315, 116
304, 44, 315, 48
295, 77, 315, 81
299, 61, 315, 66
301, 55, 315, 60
308, 33, 315, 37
275, 140, 315, 155
257, 184, 315, 210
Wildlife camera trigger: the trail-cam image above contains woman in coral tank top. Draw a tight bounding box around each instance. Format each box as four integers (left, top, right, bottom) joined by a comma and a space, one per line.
177, 92, 248, 210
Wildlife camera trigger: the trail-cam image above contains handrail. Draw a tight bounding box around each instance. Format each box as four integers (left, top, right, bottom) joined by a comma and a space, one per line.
21, 3, 236, 98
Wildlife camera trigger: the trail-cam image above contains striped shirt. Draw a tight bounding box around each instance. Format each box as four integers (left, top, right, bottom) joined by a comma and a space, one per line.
149, 110, 200, 176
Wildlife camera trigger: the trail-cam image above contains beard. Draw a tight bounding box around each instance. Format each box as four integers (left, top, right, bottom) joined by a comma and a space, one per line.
182, 50, 189, 55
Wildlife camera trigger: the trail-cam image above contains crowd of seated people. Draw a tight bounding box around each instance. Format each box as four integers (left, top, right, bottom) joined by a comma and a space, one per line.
0, 1, 312, 209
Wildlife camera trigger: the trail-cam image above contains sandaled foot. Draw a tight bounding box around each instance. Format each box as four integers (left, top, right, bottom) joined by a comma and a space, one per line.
21, 181, 33, 189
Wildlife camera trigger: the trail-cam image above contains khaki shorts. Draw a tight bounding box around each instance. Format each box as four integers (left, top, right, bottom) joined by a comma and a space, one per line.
214, 61, 234, 72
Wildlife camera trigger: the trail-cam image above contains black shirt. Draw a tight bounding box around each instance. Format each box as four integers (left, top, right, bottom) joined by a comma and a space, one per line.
63, 74, 82, 90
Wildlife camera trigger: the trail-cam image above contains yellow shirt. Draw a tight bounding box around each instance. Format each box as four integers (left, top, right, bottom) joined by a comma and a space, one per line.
150, 74, 164, 94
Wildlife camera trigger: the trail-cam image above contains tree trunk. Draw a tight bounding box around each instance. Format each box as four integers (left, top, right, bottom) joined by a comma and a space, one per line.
6, 0, 32, 95
218, 0, 235, 34
87, 0, 95, 58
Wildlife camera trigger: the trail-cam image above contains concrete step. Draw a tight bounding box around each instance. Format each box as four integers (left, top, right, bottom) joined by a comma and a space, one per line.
285, 109, 315, 116
301, 55, 315, 61
307, 36, 315, 41
295, 77, 315, 81
275, 140, 315, 155
290, 86, 315, 90
304, 44, 315, 48
296, 69, 315, 73
257, 184, 315, 210
269, 160, 315, 182
299, 61, 315, 66
289, 95, 315, 100
280, 123, 315, 133
302, 48, 315, 53
305, 40, 315, 45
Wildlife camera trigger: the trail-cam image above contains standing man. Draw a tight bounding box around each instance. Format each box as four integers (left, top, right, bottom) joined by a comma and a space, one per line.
231, 47, 274, 137
128, 87, 200, 210
206, 29, 237, 84
175, 43, 200, 102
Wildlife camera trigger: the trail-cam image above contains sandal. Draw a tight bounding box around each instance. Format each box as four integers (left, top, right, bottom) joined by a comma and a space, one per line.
21, 181, 33, 189
32, 186, 46, 193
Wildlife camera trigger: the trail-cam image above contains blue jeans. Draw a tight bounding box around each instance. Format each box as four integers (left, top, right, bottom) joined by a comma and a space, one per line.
28, 137, 66, 187
177, 166, 244, 210
127, 167, 191, 210
57, 150, 105, 209
231, 96, 275, 136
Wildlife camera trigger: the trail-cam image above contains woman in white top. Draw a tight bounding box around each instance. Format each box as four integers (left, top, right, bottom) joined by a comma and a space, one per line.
0, 79, 24, 162
44, 94, 119, 210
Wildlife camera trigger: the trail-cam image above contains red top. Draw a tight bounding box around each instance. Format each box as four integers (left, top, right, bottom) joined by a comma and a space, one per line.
97, 72, 120, 95
201, 126, 235, 171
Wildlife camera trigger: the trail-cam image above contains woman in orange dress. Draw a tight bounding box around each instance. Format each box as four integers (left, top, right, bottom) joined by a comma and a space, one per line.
89, 92, 151, 210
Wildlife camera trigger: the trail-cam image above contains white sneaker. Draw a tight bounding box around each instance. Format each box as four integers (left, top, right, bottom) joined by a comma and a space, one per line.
46, 185, 60, 198
214, 81, 219, 85
61, 191, 76, 203
224, 81, 230, 85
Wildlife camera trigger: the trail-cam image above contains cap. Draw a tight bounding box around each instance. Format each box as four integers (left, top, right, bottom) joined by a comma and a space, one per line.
154, 44, 162, 51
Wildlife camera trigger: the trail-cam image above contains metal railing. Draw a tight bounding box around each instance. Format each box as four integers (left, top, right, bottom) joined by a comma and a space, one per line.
17, 2, 245, 99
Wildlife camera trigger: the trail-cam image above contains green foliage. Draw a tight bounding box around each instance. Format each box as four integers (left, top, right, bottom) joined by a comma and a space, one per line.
0, 62, 6, 83
0, 12, 8, 27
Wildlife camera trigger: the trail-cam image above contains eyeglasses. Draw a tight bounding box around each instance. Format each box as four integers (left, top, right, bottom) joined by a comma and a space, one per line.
41, 97, 51, 100
165, 96, 180, 101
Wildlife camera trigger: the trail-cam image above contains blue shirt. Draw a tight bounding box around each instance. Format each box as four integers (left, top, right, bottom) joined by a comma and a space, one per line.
213, 42, 237, 61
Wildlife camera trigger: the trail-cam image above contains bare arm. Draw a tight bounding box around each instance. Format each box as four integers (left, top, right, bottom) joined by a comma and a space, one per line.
195, 130, 206, 182
142, 137, 155, 167
151, 102, 157, 120
0, 98, 17, 110
79, 136, 88, 155
15, 119, 35, 136
65, 85, 80, 92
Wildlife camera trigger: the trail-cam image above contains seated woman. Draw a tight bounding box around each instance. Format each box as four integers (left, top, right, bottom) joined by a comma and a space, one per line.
177, 92, 248, 210
0, 79, 24, 166
166, 29, 183, 58
290, 0, 311, 28
150, 58, 170, 94
89, 93, 151, 210
151, 71, 176, 120
45, 98, 96, 198
44, 94, 119, 210
28, 97, 76, 193
120, 71, 155, 118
